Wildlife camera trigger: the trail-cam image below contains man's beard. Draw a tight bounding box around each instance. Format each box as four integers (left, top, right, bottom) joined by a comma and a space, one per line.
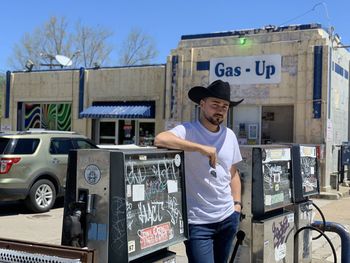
204, 112, 224, 126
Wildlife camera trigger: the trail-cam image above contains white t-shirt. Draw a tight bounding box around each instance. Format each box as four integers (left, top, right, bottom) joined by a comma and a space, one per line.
170, 121, 242, 224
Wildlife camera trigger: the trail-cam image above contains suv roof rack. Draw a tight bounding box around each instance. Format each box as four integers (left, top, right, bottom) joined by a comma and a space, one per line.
20, 129, 78, 134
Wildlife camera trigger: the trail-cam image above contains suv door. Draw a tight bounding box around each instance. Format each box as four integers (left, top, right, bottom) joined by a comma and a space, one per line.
49, 138, 75, 189
72, 138, 98, 150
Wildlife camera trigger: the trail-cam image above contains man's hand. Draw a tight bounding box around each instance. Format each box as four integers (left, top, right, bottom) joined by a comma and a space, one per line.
199, 145, 217, 168
234, 203, 242, 213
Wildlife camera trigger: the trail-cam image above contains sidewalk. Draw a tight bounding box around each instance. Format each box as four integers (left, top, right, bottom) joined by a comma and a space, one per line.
311, 185, 350, 262
170, 186, 350, 263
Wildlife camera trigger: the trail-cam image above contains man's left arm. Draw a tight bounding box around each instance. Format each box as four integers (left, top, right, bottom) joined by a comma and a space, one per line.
230, 165, 242, 213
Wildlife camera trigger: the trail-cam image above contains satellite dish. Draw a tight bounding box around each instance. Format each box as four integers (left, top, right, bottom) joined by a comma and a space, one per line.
55, 54, 73, 67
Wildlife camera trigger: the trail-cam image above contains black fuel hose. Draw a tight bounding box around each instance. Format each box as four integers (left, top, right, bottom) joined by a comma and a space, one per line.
294, 226, 337, 263
312, 201, 326, 240
229, 230, 246, 263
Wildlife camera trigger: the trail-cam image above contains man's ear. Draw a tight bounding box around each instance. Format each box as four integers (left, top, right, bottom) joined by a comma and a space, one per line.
199, 99, 205, 108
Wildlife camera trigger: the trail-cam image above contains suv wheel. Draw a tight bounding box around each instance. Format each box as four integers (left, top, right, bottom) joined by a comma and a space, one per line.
25, 179, 56, 213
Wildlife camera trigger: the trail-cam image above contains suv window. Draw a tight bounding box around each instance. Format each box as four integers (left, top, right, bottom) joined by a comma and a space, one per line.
74, 139, 97, 149
0, 138, 40, 154
12, 139, 40, 154
0, 138, 10, 154
50, 138, 74, 155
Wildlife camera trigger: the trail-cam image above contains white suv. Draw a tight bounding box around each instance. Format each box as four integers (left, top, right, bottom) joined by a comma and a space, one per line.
0, 130, 97, 212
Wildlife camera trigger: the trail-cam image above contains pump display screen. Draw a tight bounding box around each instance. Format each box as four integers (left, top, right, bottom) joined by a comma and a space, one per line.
299, 146, 319, 196
261, 148, 292, 212
119, 150, 187, 260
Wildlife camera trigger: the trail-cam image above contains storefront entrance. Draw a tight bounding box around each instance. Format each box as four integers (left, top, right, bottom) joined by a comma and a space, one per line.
95, 119, 155, 146
261, 106, 294, 144
232, 105, 294, 145
81, 101, 156, 146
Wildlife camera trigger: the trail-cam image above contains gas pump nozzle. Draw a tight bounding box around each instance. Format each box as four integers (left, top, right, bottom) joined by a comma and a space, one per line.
86, 194, 96, 215
63, 208, 84, 247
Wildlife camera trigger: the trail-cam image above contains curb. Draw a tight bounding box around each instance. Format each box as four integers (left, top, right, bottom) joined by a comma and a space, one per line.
315, 186, 350, 200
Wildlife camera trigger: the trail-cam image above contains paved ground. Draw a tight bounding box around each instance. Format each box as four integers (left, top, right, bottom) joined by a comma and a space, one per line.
0, 193, 348, 262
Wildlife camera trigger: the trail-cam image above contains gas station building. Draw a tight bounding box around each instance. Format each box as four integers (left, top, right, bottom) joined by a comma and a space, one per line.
2, 23, 350, 191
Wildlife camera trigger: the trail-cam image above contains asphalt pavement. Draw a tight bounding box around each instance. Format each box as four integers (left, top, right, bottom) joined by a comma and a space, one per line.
0, 191, 349, 262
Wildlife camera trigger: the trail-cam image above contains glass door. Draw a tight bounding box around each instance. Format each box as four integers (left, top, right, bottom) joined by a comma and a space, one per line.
139, 121, 155, 146
99, 121, 117, 144
118, 120, 136, 144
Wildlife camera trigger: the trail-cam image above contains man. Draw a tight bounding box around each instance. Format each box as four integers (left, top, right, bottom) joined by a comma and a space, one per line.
154, 80, 243, 263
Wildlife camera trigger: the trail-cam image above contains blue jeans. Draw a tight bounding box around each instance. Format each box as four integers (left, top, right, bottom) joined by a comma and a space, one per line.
184, 211, 240, 263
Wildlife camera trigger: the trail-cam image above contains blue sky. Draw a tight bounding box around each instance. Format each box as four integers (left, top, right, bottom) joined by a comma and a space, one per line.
1, 0, 349, 73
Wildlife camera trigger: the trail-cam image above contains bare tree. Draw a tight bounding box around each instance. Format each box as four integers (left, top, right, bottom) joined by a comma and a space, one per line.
74, 22, 113, 68
9, 16, 73, 70
8, 16, 113, 70
118, 28, 158, 66
9, 16, 159, 70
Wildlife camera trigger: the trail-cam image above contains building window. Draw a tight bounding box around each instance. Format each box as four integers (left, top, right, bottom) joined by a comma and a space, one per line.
22, 103, 71, 131
139, 121, 155, 146
99, 121, 117, 144
96, 119, 155, 146
118, 120, 136, 145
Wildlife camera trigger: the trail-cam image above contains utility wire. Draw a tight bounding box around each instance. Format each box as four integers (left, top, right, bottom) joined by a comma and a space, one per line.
278, 2, 330, 28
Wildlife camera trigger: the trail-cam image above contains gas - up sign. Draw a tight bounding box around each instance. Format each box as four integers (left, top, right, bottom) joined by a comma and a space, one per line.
210, 54, 281, 84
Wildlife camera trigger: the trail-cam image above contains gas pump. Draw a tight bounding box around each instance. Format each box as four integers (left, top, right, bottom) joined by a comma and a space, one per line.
234, 145, 295, 263
62, 148, 188, 263
287, 144, 320, 263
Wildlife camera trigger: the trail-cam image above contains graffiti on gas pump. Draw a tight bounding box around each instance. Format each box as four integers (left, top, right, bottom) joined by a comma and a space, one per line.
114, 156, 185, 252
145, 178, 167, 199
126, 162, 147, 185
165, 196, 183, 225
272, 216, 290, 248
300, 157, 318, 193
111, 196, 128, 250
126, 202, 135, 230
138, 201, 164, 225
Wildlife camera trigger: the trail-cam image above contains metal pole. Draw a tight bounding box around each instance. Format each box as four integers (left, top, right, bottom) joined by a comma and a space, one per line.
312, 220, 350, 263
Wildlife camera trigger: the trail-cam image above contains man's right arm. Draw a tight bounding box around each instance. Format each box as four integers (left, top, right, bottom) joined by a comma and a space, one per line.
154, 131, 217, 167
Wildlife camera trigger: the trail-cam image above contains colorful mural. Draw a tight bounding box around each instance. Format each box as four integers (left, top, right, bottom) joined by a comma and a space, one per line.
24, 103, 71, 131
25, 104, 41, 129
57, 104, 72, 131
41, 104, 57, 130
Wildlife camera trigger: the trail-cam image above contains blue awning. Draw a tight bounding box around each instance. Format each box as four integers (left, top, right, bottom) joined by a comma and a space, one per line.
79, 105, 151, 119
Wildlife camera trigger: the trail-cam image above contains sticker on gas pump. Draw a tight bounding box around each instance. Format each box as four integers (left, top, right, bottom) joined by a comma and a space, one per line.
128, 240, 136, 253
310, 166, 315, 175
274, 183, 280, 191
265, 195, 272, 206
84, 164, 101, 185
275, 243, 287, 261
273, 172, 280, 183
287, 213, 294, 223
167, 180, 178, 193
139, 222, 171, 249
174, 154, 181, 167
127, 184, 132, 197
132, 184, 145, 201
180, 219, 184, 234
139, 155, 147, 161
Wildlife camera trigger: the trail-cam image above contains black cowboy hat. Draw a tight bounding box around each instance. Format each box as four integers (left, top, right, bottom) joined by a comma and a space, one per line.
188, 80, 244, 107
